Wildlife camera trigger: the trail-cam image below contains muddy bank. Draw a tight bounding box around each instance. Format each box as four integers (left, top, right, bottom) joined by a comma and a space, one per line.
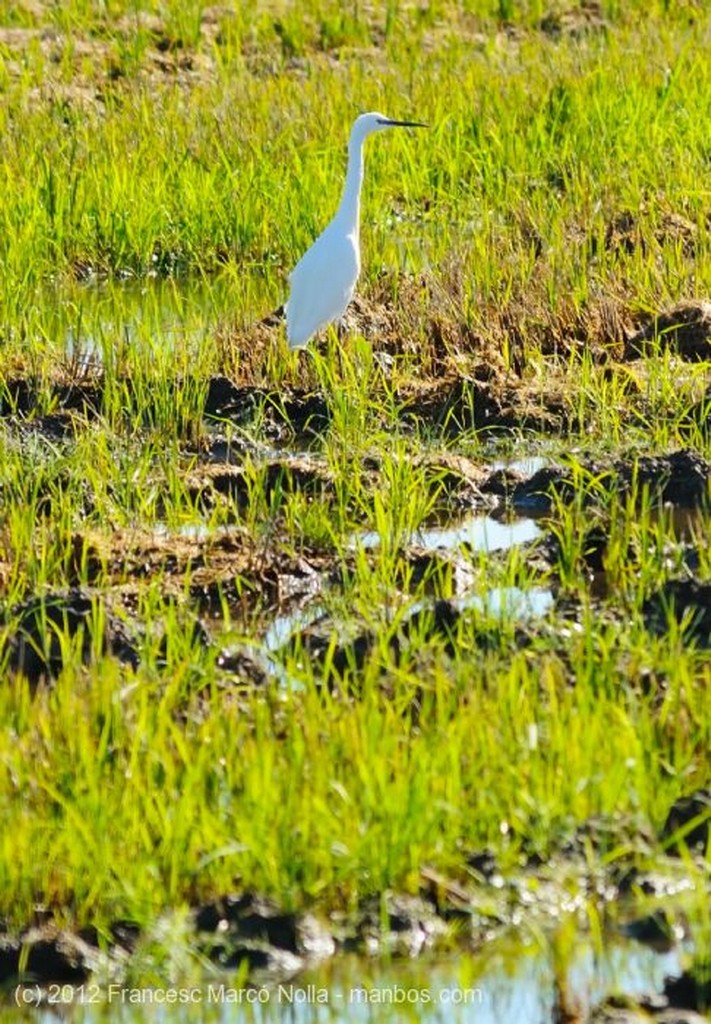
2, 589, 139, 685
624, 300, 711, 363
0, 370, 568, 439
512, 449, 711, 515
1, 813, 708, 1018
2, 446, 709, 685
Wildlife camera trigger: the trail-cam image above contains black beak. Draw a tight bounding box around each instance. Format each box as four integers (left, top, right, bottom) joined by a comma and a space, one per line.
378, 118, 429, 128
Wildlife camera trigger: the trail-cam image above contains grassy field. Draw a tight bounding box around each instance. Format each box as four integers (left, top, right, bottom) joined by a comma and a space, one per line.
0, 0, 709, 993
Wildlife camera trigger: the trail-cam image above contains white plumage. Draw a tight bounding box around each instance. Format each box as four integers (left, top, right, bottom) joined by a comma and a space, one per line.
286, 111, 427, 350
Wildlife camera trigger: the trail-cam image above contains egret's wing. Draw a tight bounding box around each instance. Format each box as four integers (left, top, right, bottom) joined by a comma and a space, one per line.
286, 226, 359, 348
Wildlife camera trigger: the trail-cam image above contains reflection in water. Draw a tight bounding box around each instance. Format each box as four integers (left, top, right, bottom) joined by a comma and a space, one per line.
490, 455, 550, 478
262, 509, 551, 687
57, 275, 241, 366
263, 605, 328, 654
415, 515, 540, 553
23, 939, 683, 1023
355, 513, 541, 555
456, 585, 553, 618
263, 586, 552, 659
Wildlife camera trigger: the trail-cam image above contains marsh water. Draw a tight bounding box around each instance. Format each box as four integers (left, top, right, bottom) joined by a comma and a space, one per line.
60, 274, 239, 365
24, 279, 699, 1024
15, 935, 684, 1022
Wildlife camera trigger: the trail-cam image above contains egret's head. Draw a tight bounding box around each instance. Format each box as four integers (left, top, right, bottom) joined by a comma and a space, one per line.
351, 111, 428, 143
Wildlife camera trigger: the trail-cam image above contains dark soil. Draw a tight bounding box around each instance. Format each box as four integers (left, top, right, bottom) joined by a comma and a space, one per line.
642, 580, 711, 648
624, 300, 711, 362
513, 449, 711, 514
2, 588, 138, 686
660, 789, 710, 853
539, 1, 607, 38
0, 370, 570, 439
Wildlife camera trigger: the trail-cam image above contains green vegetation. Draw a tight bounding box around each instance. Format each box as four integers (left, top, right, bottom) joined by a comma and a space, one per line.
0, 0, 708, 985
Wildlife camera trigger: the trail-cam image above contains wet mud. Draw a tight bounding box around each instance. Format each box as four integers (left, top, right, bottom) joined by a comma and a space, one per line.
512, 449, 711, 515
1, 303, 710, 1010
1, 370, 569, 439
1, 439, 709, 685
2, 819, 708, 1020
624, 300, 711, 363
3, 589, 139, 685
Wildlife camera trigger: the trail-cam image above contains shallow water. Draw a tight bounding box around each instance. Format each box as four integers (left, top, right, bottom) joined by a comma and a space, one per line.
490, 455, 550, 478
455, 585, 553, 618
19, 937, 683, 1022
58, 275, 237, 366
414, 514, 541, 554
263, 586, 553, 659
355, 512, 541, 556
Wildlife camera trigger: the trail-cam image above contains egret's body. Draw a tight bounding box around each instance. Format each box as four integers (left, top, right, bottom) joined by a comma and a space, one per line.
286, 112, 426, 350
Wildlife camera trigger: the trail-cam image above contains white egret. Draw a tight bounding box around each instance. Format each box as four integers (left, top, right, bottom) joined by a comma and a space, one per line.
285, 111, 427, 350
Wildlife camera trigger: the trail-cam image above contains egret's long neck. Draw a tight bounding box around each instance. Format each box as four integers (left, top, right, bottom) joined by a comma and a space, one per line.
335, 133, 365, 237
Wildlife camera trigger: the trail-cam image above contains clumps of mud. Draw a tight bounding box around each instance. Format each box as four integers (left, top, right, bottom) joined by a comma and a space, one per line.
0, 378, 103, 421
0, 929, 96, 984
3, 281, 710, 443
397, 375, 567, 435
2, 589, 138, 686
276, 598, 466, 691
661, 789, 710, 855
2, 447, 709, 688
593, 970, 711, 1022
204, 376, 331, 436
539, 1, 607, 39
625, 300, 711, 362
3, 808, 708, 1002
643, 580, 711, 648
185, 457, 338, 512
513, 449, 711, 514
1, 370, 571, 440
194, 892, 335, 976
604, 210, 700, 260
0, 917, 139, 985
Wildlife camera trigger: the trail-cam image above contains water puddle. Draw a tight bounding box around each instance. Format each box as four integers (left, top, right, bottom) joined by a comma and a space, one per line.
254, 584, 553, 690
258, 493, 553, 687
454, 585, 553, 618
153, 522, 214, 543
490, 455, 550, 478
355, 513, 541, 555
56, 275, 238, 365
263, 586, 553, 658
416, 514, 541, 553
20, 936, 684, 1022
263, 605, 328, 656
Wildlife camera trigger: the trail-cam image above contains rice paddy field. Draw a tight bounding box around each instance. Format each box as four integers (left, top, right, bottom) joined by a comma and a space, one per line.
0, 1, 709, 1020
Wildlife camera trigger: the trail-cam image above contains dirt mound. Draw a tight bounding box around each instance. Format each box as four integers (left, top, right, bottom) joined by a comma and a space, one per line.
398, 376, 566, 434
513, 449, 711, 513
539, 1, 607, 38
2, 588, 139, 685
642, 579, 711, 647
0, 930, 95, 984
660, 788, 710, 854
185, 457, 337, 512
625, 300, 711, 361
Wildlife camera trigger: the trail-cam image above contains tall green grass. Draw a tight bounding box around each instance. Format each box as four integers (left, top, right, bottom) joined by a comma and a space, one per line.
0, 0, 708, 974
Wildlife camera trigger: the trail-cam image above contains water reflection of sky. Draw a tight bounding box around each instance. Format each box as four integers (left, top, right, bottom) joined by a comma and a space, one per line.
24, 939, 682, 1022
355, 513, 541, 555
56, 275, 239, 365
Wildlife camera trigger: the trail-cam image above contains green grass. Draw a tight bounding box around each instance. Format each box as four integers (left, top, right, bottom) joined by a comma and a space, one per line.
0, 0, 709, 985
